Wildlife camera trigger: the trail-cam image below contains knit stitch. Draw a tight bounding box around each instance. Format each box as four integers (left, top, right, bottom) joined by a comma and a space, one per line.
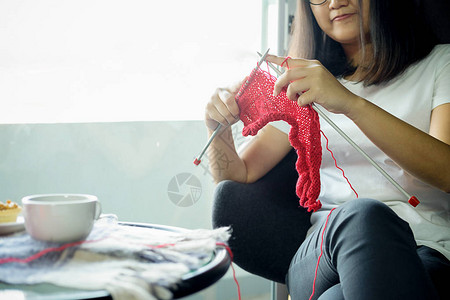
237, 68, 322, 212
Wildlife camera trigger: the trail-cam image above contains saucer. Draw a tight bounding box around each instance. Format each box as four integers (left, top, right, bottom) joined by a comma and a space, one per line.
0, 216, 25, 236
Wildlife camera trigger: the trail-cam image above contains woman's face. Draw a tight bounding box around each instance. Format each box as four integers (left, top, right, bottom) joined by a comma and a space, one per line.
310, 0, 370, 47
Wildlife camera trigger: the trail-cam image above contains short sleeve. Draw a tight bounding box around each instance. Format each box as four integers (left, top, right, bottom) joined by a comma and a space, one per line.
432, 45, 450, 109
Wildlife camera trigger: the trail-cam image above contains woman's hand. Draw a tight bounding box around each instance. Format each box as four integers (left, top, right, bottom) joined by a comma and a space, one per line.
204, 79, 244, 131
266, 55, 362, 118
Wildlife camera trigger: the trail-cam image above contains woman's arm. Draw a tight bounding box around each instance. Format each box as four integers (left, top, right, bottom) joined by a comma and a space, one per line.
349, 100, 450, 193
267, 55, 450, 192
204, 80, 292, 184
430, 103, 450, 145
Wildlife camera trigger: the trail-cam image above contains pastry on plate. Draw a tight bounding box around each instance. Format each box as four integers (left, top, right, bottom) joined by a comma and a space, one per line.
0, 200, 22, 223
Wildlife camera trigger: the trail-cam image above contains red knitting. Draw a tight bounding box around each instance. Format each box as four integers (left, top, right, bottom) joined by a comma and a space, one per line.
236, 68, 322, 212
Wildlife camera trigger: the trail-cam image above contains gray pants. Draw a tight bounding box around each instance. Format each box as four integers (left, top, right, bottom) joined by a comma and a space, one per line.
212, 165, 450, 299
287, 198, 448, 300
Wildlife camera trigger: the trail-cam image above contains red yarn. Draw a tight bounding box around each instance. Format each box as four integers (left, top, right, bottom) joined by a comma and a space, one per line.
321, 130, 359, 198
309, 207, 336, 300
236, 68, 322, 212
281, 56, 291, 68
0, 238, 106, 264
217, 242, 242, 300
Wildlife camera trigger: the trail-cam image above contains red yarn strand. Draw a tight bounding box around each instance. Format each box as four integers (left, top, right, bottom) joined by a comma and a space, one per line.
281, 56, 291, 69
216, 242, 242, 300
309, 207, 336, 300
0, 238, 106, 264
320, 130, 359, 198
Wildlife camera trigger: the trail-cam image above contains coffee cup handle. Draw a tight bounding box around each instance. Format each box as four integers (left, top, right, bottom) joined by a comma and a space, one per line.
95, 201, 102, 220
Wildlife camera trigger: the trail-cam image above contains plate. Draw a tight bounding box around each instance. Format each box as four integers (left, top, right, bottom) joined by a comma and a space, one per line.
0, 216, 25, 236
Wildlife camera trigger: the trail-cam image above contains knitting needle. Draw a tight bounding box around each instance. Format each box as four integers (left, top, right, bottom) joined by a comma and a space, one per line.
193, 123, 222, 166
260, 54, 419, 206
194, 48, 271, 166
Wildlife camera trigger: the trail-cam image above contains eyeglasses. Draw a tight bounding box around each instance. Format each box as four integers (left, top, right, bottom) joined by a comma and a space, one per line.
309, 0, 328, 5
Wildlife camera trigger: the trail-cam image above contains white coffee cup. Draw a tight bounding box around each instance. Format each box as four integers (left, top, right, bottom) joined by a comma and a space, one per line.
22, 194, 101, 243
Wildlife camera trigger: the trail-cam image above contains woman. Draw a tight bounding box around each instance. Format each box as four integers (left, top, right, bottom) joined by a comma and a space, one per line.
205, 0, 450, 299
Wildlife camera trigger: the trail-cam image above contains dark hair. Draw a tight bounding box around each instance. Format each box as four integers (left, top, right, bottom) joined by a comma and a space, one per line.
288, 0, 438, 85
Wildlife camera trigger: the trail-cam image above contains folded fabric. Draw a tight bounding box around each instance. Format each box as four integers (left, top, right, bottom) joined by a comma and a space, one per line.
0, 216, 230, 300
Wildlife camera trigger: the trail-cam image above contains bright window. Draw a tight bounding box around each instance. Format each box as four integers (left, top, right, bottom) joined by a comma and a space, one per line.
0, 0, 263, 124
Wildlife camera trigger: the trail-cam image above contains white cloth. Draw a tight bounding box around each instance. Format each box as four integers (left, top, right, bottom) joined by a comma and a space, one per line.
270, 44, 450, 261
0, 215, 231, 300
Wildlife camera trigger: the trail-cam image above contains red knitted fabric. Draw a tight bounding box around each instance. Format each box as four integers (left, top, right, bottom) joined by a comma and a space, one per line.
237, 68, 322, 212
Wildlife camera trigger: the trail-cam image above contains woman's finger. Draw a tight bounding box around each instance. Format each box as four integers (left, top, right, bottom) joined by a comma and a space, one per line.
208, 89, 238, 125
285, 77, 311, 102
273, 67, 309, 96
266, 54, 312, 68
218, 88, 240, 118
296, 90, 313, 107
265, 54, 290, 67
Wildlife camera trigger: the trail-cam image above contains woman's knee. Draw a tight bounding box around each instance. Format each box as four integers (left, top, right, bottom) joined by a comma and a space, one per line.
331, 198, 413, 241
318, 284, 344, 300
211, 180, 242, 229
338, 198, 399, 222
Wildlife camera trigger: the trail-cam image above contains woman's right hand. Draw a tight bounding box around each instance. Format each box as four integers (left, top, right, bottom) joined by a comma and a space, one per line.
204, 79, 245, 131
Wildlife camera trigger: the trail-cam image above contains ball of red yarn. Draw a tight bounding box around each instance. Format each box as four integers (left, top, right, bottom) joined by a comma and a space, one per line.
236, 68, 322, 212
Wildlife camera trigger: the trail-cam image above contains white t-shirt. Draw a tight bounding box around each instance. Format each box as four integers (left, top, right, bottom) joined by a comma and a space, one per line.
270, 44, 450, 261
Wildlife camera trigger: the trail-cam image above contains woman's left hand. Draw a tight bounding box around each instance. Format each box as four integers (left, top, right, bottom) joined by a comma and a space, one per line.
266, 54, 361, 117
